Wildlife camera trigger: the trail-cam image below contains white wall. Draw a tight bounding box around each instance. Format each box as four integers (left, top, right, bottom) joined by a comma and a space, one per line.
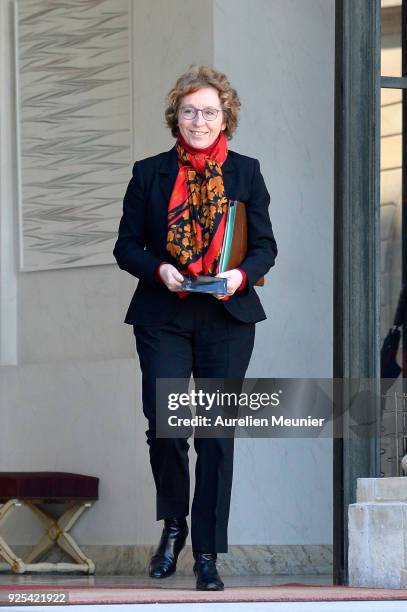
1, 0, 334, 549
214, 0, 334, 544
0, 0, 18, 365
17, 0, 213, 366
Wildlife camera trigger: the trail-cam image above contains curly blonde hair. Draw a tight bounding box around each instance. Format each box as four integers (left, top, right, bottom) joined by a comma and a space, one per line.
165, 64, 241, 140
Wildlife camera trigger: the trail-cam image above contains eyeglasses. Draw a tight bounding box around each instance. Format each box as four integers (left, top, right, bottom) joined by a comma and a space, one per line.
179, 106, 224, 121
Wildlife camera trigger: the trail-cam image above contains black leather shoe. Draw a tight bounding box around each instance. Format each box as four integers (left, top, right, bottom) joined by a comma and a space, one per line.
149, 517, 188, 578
193, 552, 224, 591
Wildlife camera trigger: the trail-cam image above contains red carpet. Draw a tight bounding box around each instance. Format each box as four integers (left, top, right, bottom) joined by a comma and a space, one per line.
1, 583, 407, 604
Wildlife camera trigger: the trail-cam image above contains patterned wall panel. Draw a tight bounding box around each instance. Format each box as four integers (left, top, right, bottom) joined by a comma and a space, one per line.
16, 0, 131, 270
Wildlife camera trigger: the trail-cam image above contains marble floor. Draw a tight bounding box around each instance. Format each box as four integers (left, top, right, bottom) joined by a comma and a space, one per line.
0, 573, 333, 588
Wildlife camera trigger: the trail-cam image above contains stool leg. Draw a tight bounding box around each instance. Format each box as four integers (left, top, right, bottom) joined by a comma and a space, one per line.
25, 501, 95, 573
23, 502, 56, 564
0, 500, 25, 573
56, 503, 95, 573
57, 502, 88, 532
23, 532, 56, 564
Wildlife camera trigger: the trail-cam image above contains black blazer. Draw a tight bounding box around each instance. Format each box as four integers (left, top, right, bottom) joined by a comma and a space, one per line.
113, 145, 278, 326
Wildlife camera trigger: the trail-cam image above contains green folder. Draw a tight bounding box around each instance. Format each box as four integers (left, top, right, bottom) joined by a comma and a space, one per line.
219, 200, 237, 273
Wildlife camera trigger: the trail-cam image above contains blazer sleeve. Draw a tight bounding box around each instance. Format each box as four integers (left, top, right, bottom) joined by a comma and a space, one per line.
237, 158, 278, 293
113, 161, 163, 284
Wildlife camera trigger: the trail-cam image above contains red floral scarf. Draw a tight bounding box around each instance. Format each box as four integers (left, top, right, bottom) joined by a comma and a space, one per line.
166, 131, 229, 298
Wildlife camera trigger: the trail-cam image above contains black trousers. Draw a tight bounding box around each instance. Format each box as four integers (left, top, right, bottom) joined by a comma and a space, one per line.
133, 292, 255, 553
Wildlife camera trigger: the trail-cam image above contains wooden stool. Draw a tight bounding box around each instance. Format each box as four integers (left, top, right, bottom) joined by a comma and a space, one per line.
0, 472, 99, 574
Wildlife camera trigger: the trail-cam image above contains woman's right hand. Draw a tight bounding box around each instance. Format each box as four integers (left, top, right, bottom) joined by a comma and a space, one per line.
159, 263, 185, 292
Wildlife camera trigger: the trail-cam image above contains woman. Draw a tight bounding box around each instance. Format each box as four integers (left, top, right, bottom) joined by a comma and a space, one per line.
113, 64, 277, 591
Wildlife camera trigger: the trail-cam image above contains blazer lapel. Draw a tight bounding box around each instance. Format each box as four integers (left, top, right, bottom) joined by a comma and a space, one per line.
220, 152, 236, 200
158, 146, 179, 205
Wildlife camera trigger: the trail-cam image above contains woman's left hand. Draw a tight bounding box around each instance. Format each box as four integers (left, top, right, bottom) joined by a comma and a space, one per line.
213, 269, 243, 300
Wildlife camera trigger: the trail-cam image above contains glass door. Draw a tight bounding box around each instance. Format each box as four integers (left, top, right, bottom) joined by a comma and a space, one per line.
380, 0, 407, 477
